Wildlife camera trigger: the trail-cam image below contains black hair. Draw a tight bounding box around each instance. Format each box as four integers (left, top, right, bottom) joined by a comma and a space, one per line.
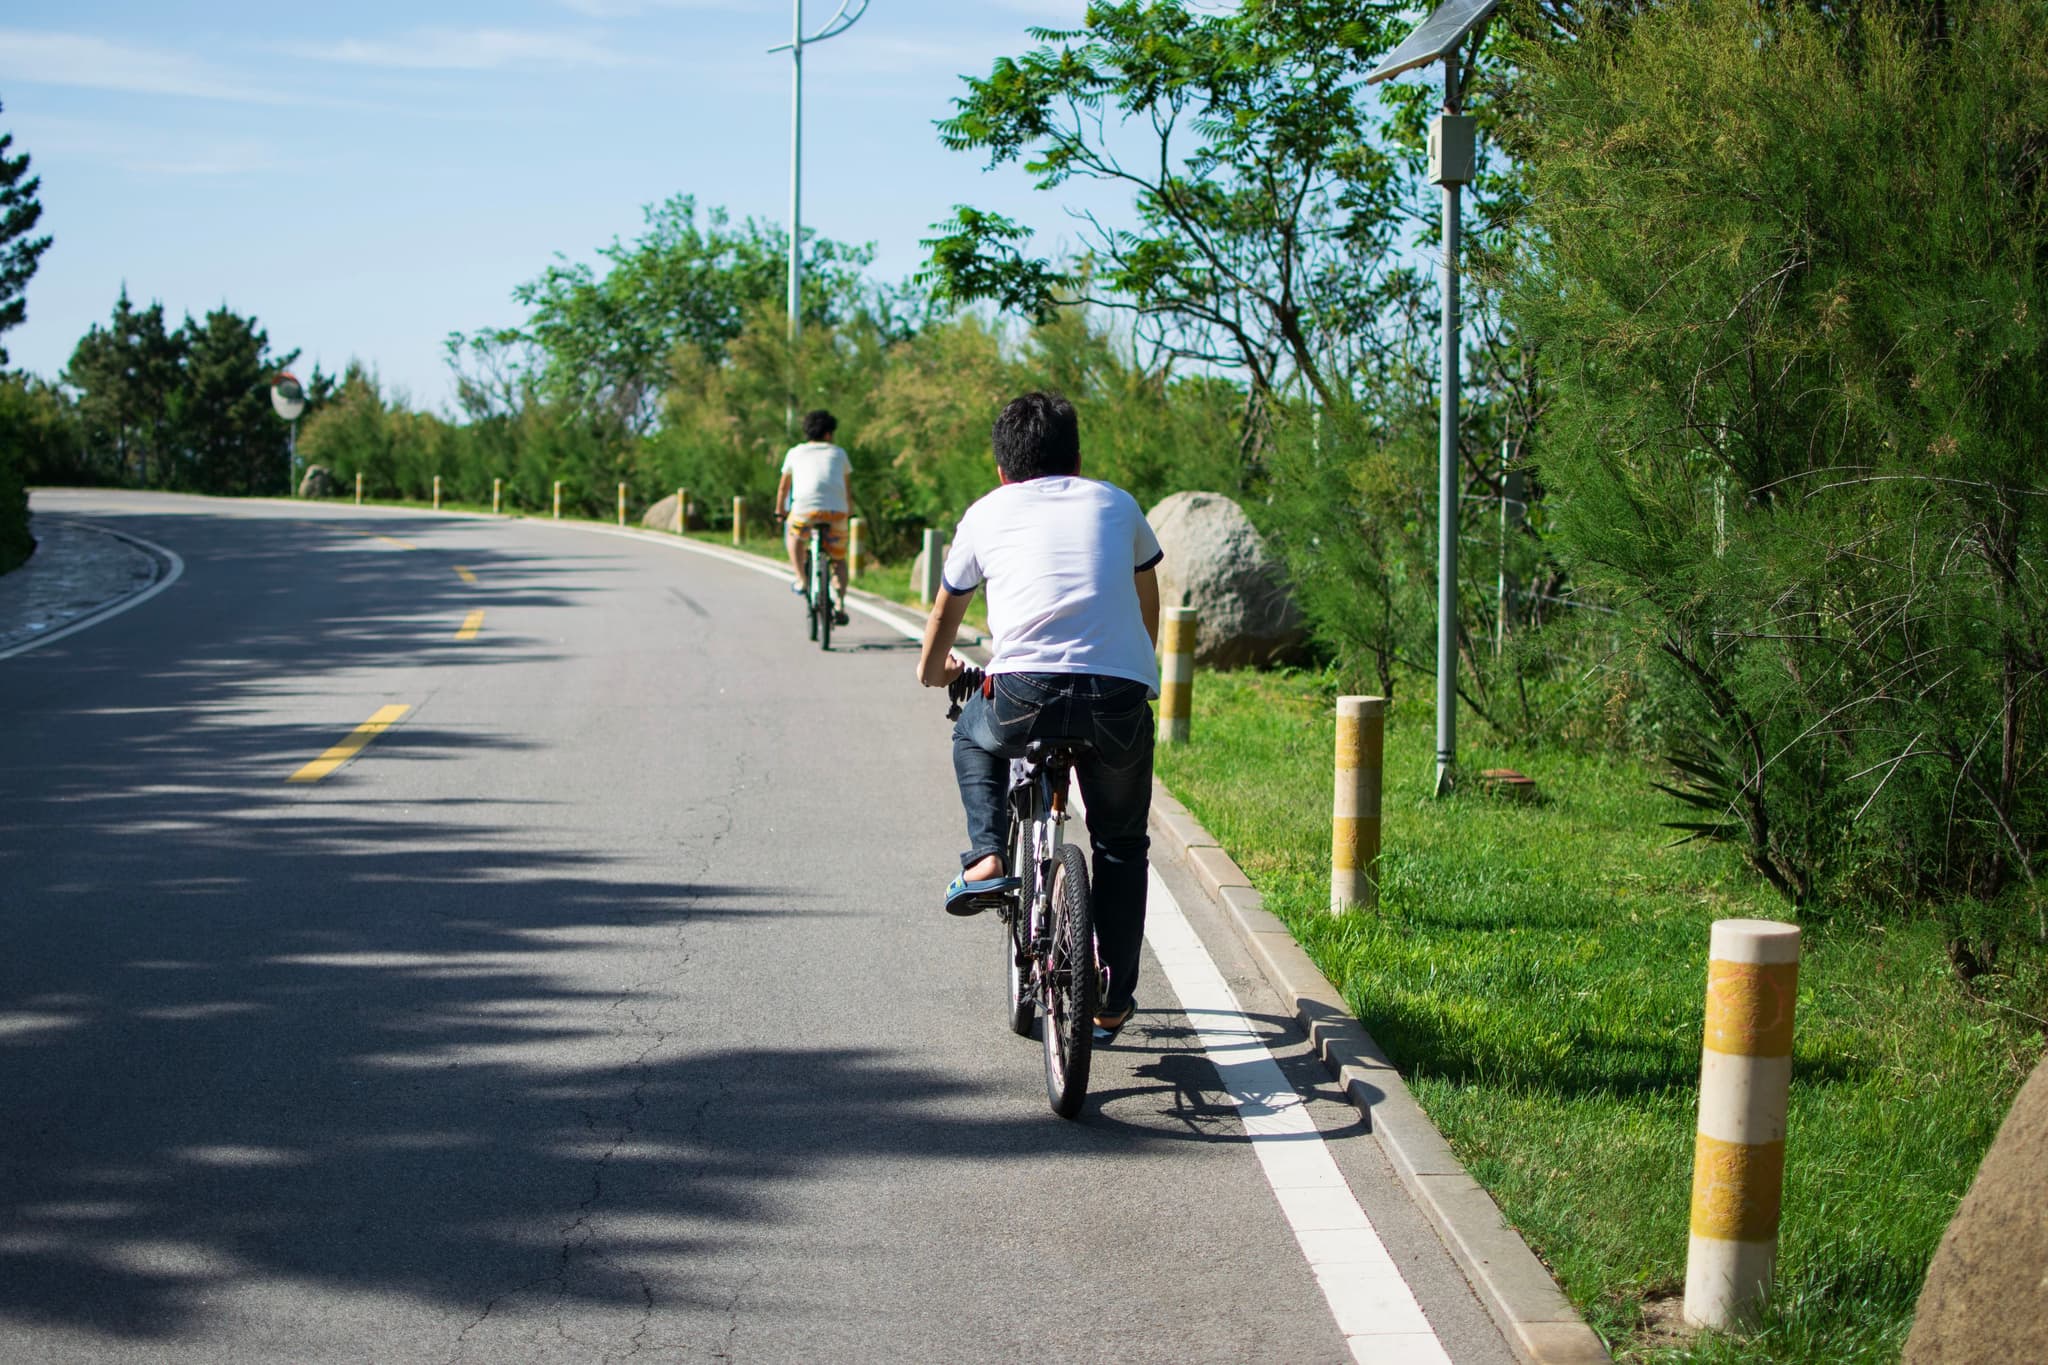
991, 392, 1080, 481
802, 409, 838, 442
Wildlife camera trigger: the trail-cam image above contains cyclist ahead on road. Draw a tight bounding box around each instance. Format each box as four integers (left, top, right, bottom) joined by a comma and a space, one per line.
915, 391, 1163, 1039
778, 408, 853, 627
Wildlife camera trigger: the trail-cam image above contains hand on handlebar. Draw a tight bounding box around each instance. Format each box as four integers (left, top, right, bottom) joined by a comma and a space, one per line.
945, 662, 985, 720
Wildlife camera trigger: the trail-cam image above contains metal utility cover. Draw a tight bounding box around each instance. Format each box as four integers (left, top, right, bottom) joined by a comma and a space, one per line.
1366, 0, 1500, 84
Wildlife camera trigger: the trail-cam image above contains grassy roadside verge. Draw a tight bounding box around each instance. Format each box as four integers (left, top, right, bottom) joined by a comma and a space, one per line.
1154, 669, 2045, 1363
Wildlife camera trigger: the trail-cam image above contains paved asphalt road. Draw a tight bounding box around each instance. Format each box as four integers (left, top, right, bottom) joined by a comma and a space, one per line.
1, 490, 1518, 1364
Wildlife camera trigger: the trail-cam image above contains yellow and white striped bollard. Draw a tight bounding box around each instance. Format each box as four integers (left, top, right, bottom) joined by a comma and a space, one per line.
492, 477, 501, 515
675, 488, 687, 534
1685, 918, 1800, 1329
432, 475, 442, 510
1157, 606, 1196, 745
617, 483, 627, 527
848, 517, 863, 580
917, 528, 942, 604
354, 471, 363, 505
1332, 696, 1385, 913
553, 481, 562, 520
732, 496, 747, 546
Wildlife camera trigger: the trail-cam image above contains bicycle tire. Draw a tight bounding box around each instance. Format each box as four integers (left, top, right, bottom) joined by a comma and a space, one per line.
1041, 842, 1096, 1118
813, 531, 833, 651
1002, 813, 1035, 1037
806, 543, 820, 642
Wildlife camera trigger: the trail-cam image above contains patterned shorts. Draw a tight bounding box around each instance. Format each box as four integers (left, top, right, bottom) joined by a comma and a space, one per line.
785, 511, 849, 563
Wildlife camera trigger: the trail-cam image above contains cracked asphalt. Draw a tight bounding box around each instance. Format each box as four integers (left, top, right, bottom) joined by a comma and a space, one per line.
0, 490, 1516, 1364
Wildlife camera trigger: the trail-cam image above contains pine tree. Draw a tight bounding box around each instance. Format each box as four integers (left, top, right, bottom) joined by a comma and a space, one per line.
176, 307, 290, 495
64, 288, 181, 485
0, 100, 52, 367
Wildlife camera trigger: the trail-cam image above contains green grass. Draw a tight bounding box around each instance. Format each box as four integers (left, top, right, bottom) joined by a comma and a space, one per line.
1154, 670, 2045, 1363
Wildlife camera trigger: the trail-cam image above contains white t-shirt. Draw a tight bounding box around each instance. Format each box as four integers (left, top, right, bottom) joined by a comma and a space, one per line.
943, 476, 1164, 693
780, 442, 850, 514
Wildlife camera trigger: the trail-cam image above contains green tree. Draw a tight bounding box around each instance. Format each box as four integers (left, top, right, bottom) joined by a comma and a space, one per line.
922, 0, 1413, 421
1506, 0, 2048, 918
176, 306, 292, 495
0, 99, 52, 368
64, 289, 185, 485
455, 195, 873, 438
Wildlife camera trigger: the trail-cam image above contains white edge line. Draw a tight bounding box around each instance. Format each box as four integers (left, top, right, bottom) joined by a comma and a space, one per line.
0, 521, 187, 662
1066, 790, 1451, 1363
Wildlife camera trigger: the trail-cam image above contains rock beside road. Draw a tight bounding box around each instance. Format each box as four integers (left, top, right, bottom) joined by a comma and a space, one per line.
1904, 1052, 2048, 1363
642, 493, 704, 533
1146, 491, 1306, 669
298, 465, 341, 499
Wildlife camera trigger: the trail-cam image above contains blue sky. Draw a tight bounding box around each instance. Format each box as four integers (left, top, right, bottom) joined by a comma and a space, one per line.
2, 0, 1134, 410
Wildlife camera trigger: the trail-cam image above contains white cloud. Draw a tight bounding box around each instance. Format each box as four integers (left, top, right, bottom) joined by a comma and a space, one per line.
128, 142, 287, 177
0, 29, 302, 105
283, 28, 651, 72
557, 0, 750, 14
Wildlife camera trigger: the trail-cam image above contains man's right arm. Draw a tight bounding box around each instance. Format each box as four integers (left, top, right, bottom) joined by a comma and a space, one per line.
916, 587, 974, 688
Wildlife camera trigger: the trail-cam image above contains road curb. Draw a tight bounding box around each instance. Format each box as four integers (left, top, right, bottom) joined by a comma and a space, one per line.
1147, 783, 1612, 1365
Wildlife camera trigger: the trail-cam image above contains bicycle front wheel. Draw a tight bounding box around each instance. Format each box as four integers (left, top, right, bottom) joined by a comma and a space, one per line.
1041, 842, 1096, 1118
805, 548, 820, 641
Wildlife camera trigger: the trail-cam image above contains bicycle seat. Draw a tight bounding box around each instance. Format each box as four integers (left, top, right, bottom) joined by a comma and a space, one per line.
1023, 738, 1093, 762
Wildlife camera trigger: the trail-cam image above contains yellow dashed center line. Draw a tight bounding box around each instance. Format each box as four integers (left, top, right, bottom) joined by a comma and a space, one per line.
454, 565, 477, 584
375, 535, 417, 550
455, 610, 484, 641
288, 704, 412, 784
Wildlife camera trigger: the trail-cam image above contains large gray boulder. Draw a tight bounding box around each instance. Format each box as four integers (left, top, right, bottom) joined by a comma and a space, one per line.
641, 493, 704, 533
1904, 1051, 2048, 1363
297, 465, 340, 499
1146, 491, 1305, 669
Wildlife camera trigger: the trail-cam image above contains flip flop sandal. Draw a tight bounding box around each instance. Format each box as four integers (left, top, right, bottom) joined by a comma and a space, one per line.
1092, 1002, 1136, 1042
945, 873, 1020, 917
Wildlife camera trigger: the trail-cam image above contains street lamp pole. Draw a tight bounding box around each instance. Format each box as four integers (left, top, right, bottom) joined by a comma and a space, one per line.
772, 0, 870, 427
787, 0, 804, 354
1368, 0, 1493, 798
1434, 52, 1464, 799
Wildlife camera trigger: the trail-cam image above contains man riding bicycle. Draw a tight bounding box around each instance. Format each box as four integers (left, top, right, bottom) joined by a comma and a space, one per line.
915, 392, 1163, 1041
777, 408, 853, 627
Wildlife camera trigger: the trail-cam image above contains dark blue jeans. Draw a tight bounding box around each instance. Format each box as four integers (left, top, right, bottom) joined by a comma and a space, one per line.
952, 671, 1154, 1016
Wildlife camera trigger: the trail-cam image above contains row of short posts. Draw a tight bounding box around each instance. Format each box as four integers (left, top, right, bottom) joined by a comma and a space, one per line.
1156, 609, 1795, 1331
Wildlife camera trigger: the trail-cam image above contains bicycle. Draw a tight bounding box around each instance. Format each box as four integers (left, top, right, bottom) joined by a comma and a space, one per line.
784, 512, 839, 651
947, 668, 1098, 1118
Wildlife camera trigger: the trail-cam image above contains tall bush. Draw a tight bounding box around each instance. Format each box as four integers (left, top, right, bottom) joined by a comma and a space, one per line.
1507, 0, 2048, 920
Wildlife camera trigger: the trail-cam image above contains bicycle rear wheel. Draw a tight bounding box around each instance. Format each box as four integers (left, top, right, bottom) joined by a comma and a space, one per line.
1041, 842, 1096, 1118
1002, 814, 1035, 1037
814, 534, 833, 651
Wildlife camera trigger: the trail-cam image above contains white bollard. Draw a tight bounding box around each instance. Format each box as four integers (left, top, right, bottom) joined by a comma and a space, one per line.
1684, 919, 1801, 1330
1332, 696, 1386, 913
1157, 606, 1196, 745
918, 528, 942, 604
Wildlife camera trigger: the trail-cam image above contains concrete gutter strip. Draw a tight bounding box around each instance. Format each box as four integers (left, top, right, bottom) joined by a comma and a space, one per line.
1148, 783, 1613, 1365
